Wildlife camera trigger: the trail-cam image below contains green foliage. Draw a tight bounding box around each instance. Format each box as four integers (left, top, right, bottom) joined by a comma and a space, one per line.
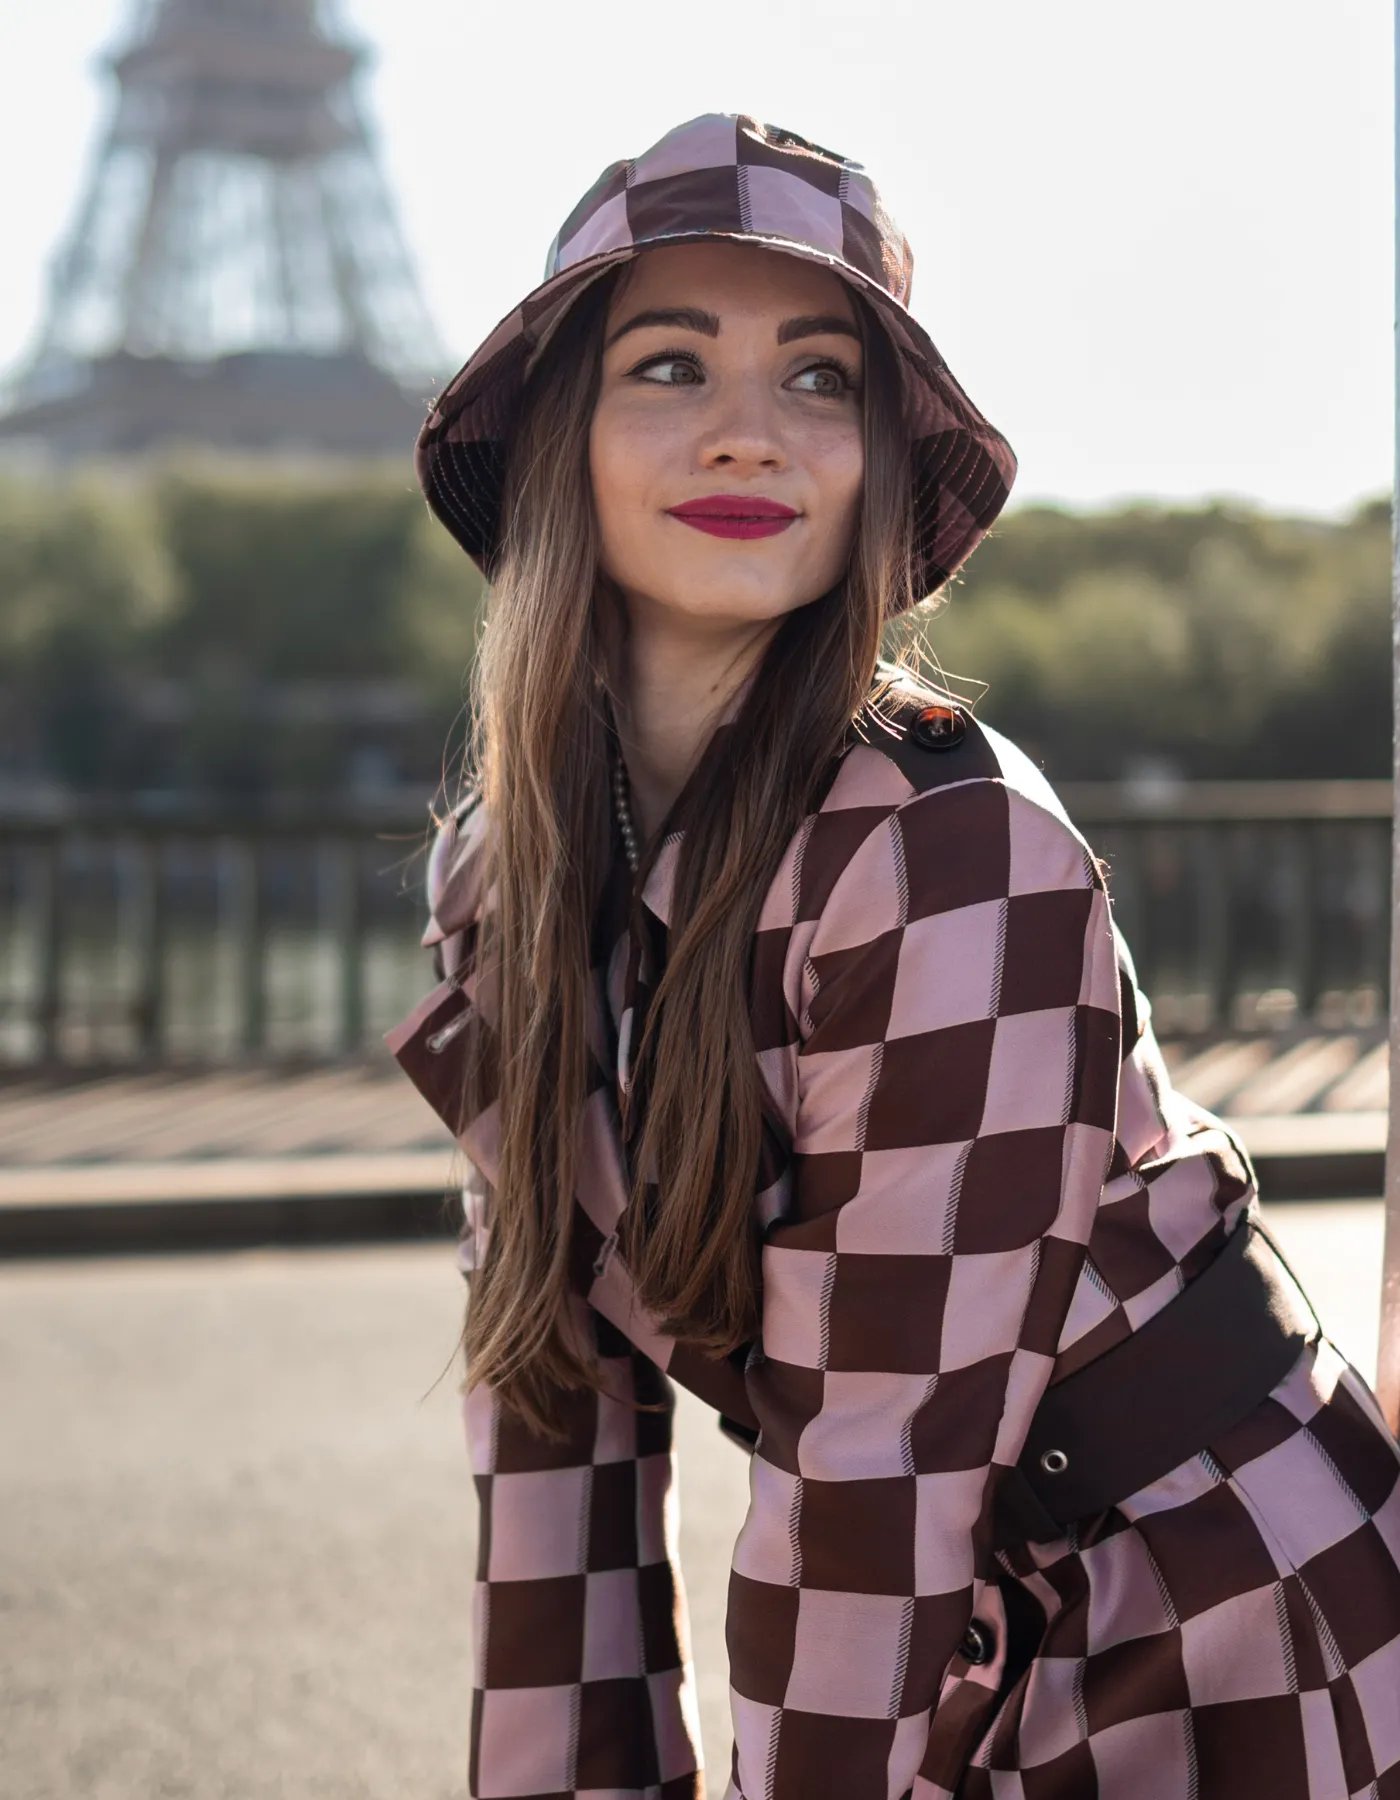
0, 459, 486, 796
0, 470, 175, 666
0, 461, 1387, 795
911, 499, 1391, 778
156, 468, 411, 678
0, 471, 177, 786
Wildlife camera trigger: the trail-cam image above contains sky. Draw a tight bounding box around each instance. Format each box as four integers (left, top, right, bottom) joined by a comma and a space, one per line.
0, 0, 1392, 516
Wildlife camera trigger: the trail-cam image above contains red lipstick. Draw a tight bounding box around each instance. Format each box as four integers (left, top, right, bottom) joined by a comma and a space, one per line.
665, 494, 799, 540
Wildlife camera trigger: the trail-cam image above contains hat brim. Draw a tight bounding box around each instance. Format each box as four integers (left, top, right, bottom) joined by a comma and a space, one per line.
415, 233, 1016, 606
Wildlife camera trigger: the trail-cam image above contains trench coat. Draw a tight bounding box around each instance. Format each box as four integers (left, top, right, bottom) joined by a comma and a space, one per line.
390, 694, 1400, 1800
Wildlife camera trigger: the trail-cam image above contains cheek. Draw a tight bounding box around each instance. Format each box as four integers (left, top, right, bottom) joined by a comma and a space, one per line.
807, 426, 865, 568
589, 402, 666, 569
588, 406, 632, 531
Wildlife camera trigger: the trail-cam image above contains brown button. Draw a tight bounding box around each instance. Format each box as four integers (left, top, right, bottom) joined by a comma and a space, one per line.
909, 703, 967, 750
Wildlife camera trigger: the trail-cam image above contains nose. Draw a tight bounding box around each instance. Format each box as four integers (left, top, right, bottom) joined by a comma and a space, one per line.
696, 374, 786, 475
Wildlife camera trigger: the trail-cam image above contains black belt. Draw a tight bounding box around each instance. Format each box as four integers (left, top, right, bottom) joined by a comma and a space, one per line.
995, 1218, 1319, 1547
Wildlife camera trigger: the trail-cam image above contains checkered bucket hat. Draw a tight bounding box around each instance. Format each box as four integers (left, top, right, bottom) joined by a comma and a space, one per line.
415, 113, 1017, 605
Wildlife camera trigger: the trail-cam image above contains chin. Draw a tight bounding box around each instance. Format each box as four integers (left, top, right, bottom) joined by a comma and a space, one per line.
654, 558, 833, 625
665, 583, 816, 630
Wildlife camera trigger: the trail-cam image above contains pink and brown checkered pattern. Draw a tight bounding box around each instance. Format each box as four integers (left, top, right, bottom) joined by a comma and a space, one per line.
463, 1323, 703, 1799
415, 114, 1016, 603
390, 697, 1400, 1800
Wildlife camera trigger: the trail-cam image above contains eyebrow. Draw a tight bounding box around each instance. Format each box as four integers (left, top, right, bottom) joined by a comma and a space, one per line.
776, 313, 861, 345
605, 307, 720, 347
604, 306, 861, 350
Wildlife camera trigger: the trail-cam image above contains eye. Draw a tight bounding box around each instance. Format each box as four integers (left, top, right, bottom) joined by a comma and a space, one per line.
787, 359, 858, 398
632, 352, 704, 387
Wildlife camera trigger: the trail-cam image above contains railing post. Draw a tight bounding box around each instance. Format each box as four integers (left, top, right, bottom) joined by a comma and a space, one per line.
1354, 820, 1391, 1014
129, 833, 165, 1060
1280, 821, 1313, 1025
31, 834, 63, 1065
228, 837, 266, 1056
330, 837, 365, 1057
1195, 822, 1231, 1033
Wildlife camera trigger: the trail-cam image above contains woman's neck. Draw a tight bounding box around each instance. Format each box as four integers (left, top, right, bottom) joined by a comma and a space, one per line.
614, 596, 777, 839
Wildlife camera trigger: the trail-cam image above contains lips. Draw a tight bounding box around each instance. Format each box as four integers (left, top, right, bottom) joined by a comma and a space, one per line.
665, 494, 800, 540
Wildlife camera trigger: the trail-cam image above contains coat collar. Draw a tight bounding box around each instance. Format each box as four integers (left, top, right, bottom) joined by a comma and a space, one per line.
637, 830, 681, 928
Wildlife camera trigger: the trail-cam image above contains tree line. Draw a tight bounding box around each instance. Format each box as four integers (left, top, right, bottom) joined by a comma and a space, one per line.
932, 497, 1390, 781
0, 461, 485, 800
0, 461, 1387, 800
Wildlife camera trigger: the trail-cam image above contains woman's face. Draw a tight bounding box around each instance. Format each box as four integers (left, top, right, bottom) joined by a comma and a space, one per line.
590, 240, 865, 636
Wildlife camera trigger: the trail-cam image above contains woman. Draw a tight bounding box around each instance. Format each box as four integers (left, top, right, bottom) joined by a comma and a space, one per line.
390, 115, 1400, 1800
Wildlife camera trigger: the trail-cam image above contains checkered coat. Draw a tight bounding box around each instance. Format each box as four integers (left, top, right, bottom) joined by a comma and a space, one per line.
390, 699, 1400, 1800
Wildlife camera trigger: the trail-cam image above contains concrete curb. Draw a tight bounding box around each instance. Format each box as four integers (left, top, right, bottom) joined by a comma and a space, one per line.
1224, 1112, 1385, 1202
0, 1116, 1384, 1257
0, 1151, 455, 1207
1252, 1150, 1383, 1201
0, 1189, 460, 1257
0, 1153, 459, 1256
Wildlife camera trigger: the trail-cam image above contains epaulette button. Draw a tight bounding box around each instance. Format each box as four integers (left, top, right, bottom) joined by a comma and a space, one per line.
909, 703, 968, 751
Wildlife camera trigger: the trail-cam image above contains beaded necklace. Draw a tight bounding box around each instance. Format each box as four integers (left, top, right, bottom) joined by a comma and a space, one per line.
610, 746, 641, 875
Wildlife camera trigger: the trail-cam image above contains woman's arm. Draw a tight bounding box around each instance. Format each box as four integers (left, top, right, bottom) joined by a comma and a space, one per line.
465, 1306, 704, 1800
423, 813, 702, 1799
726, 776, 1122, 1800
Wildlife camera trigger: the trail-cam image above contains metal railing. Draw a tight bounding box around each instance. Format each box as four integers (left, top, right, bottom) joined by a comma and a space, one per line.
0, 781, 1391, 1068
0, 802, 432, 1068
1065, 781, 1391, 1037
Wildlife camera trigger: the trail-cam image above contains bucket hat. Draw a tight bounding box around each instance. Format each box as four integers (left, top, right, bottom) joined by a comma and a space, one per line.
415, 113, 1016, 604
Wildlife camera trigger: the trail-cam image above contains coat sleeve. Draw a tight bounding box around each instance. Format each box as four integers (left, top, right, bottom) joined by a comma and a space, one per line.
424, 809, 704, 1799
464, 1310, 705, 1800
724, 779, 1122, 1800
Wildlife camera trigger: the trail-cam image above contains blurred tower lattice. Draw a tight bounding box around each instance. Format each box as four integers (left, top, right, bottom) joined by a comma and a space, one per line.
0, 0, 448, 457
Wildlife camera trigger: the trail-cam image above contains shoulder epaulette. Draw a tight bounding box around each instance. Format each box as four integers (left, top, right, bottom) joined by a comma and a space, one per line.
848, 684, 1003, 796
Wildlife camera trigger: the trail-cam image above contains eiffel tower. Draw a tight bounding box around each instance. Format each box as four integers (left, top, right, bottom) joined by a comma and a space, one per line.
0, 0, 448, 457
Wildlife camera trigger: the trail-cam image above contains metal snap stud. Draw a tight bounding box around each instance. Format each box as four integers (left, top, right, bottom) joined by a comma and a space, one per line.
1040, 1447, 1070, 1475
427, 1011, 470, 1054
909, 704, 967, 751
959, 1620, 994, 1666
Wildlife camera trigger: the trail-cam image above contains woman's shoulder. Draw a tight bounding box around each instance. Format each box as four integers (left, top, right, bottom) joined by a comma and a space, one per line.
796, 675, 1102, 922
841, 671, 1073, 820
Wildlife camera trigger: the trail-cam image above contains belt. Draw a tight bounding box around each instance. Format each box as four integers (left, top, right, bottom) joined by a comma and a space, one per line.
995, 1217, 1320, 1547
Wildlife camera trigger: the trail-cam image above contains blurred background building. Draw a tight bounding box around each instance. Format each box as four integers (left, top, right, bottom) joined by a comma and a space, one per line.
0, 0, 444, 460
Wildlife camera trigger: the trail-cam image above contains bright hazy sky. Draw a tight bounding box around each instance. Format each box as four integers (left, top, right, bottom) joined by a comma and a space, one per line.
1, 0, 1392, 514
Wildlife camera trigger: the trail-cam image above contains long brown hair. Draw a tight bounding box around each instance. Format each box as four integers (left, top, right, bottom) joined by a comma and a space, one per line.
463, 265, 915, 1429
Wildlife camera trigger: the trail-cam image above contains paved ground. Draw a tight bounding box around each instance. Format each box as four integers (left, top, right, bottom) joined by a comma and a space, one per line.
0, 1045, 1387, 1239
0, 1242, 752, 1800
0, 1033, 1387, 1174
1, 1202, 1386, 1800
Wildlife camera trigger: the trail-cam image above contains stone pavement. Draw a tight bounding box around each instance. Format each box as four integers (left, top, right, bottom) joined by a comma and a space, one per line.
0, 1034, 1387, 1173
0, 1241, 751, 1800
0, 1203, 1385, 1799
0, 1033, 1389, 1250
